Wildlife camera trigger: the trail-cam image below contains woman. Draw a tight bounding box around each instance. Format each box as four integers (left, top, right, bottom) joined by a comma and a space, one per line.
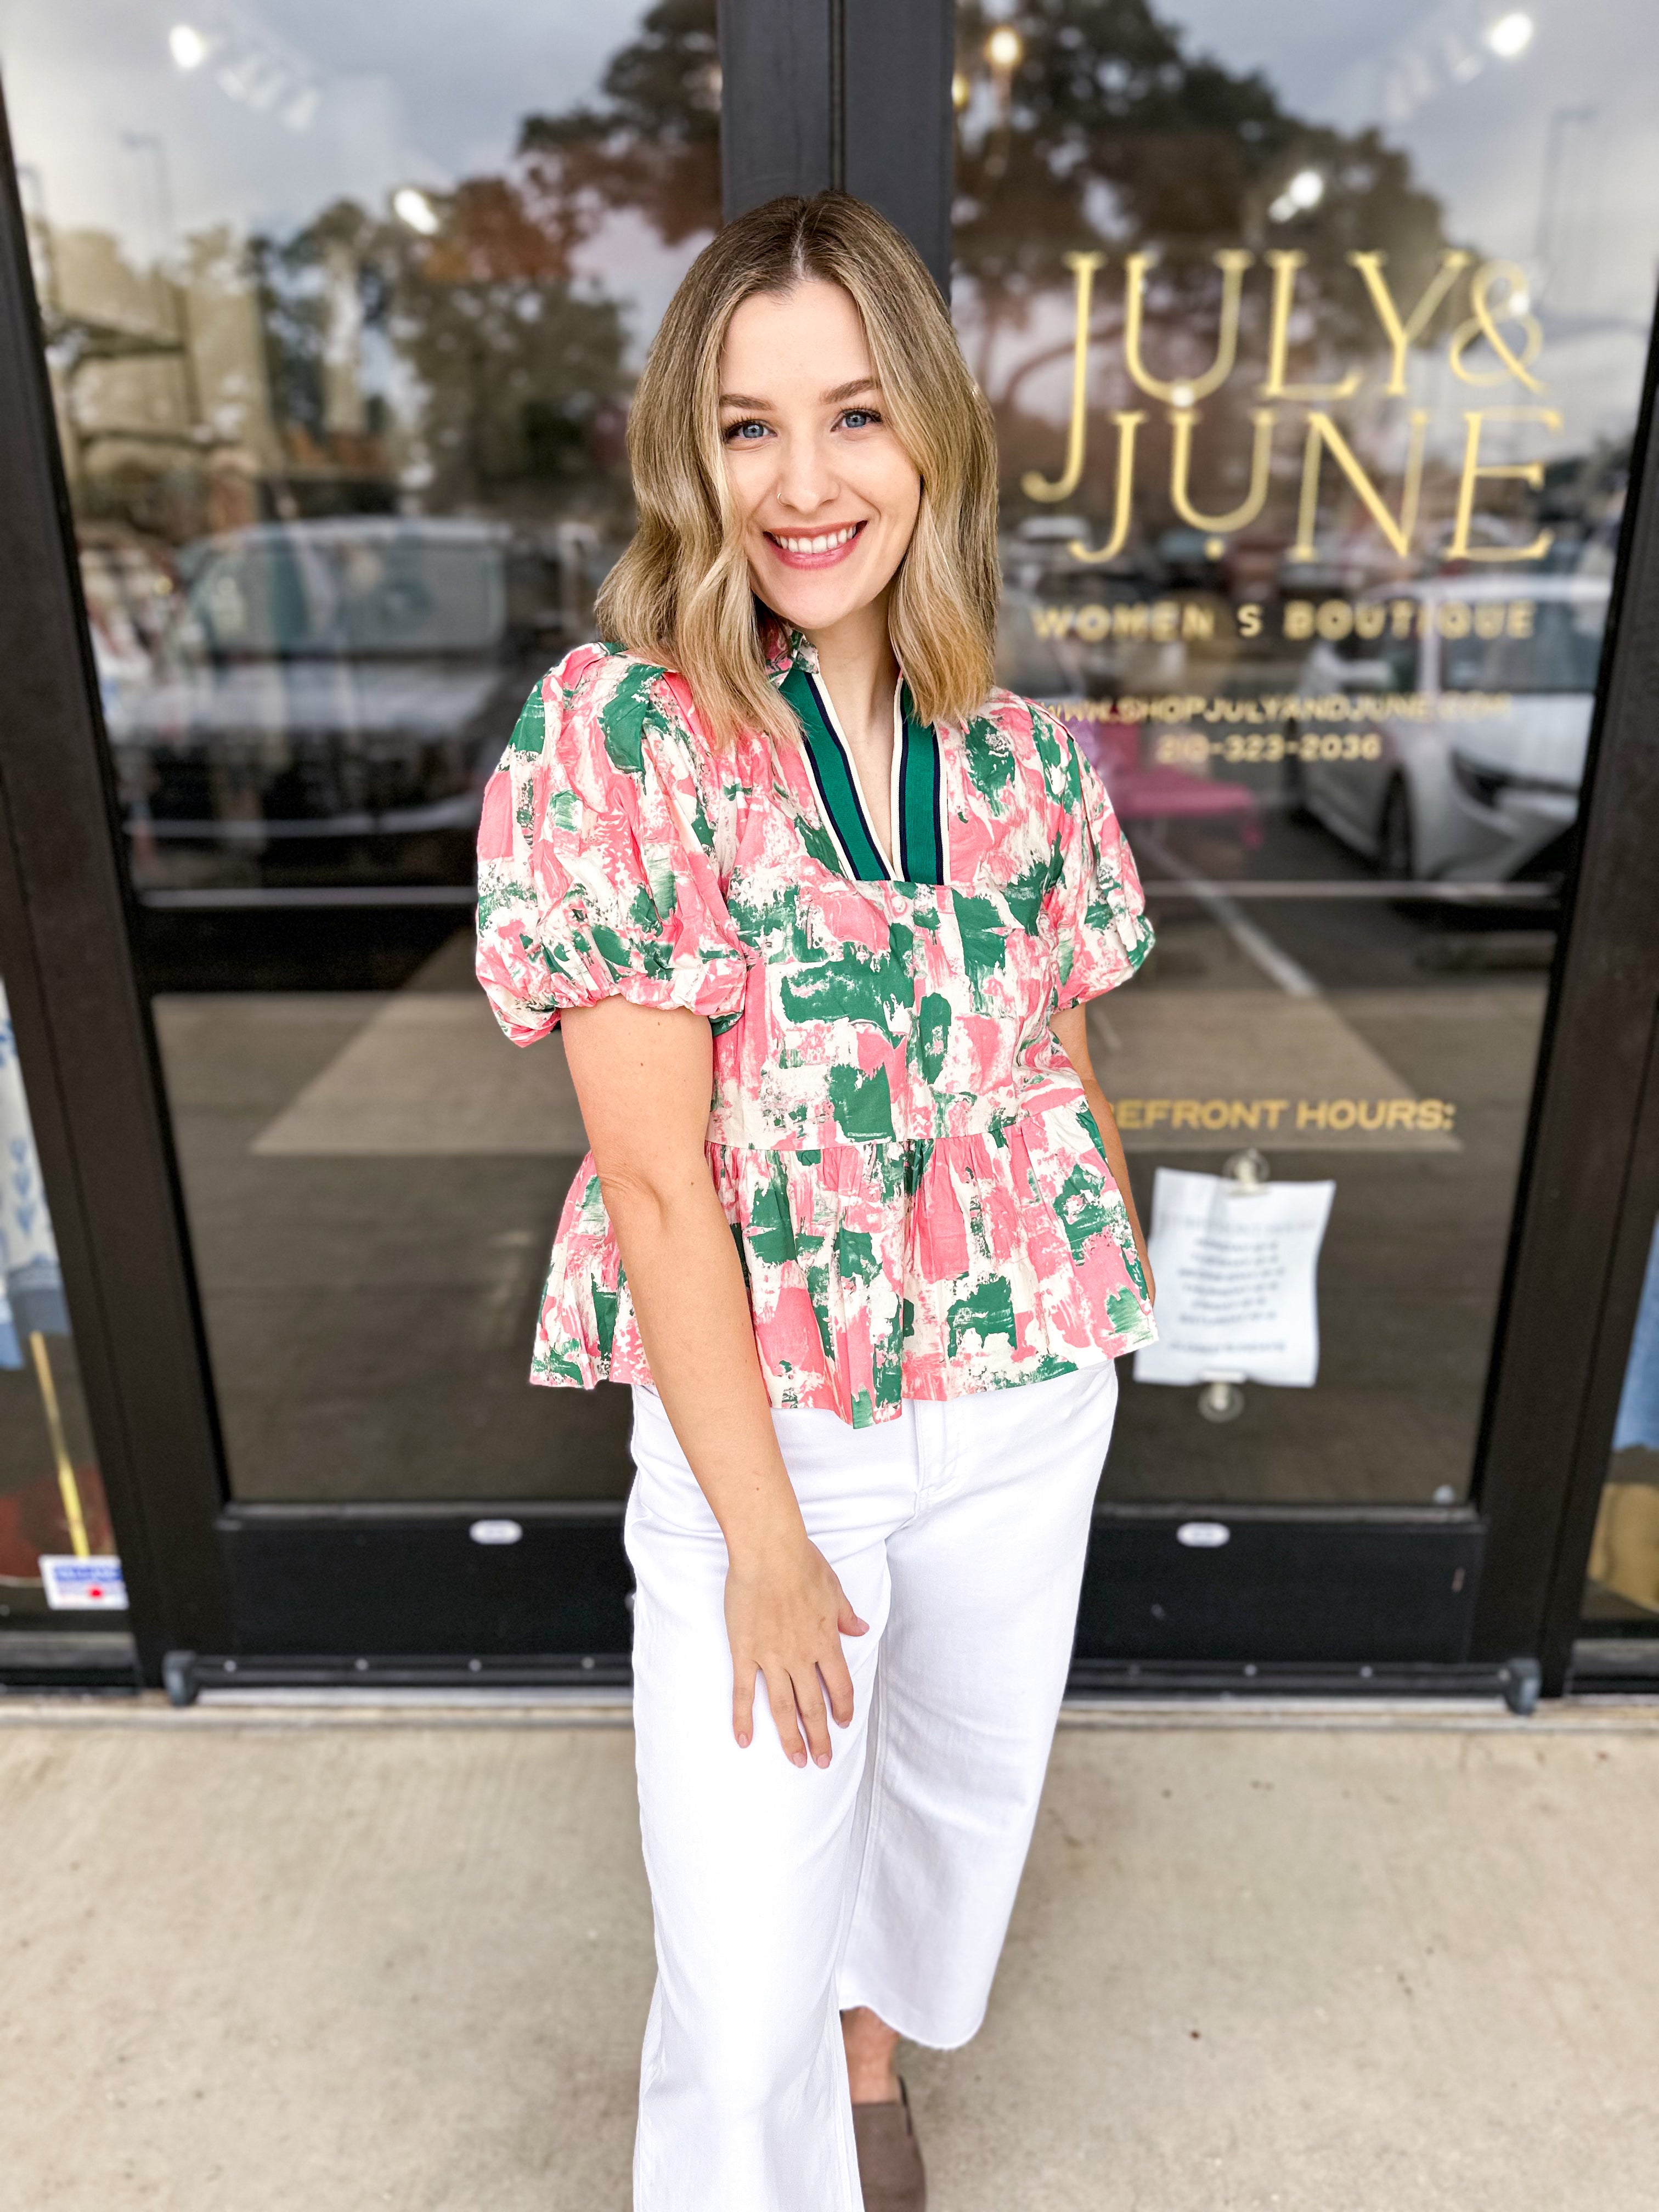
477, 191, 1156, 2212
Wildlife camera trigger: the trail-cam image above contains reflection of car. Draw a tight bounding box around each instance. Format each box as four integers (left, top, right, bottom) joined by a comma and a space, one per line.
1153, 525, 1224, 590
1002, 514, 1147, 596
1292, 577, 1608, 881
102, 518, 575, 892
78, 533, 182, 710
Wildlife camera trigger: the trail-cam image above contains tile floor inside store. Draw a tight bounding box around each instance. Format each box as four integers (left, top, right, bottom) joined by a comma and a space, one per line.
2, 1700, 1656, 2211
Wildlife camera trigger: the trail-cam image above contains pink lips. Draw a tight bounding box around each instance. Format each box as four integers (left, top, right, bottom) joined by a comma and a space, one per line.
762, 521, 867, 570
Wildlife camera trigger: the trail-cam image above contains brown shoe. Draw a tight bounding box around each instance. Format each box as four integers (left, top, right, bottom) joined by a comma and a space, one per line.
851, 2075, 926, 2211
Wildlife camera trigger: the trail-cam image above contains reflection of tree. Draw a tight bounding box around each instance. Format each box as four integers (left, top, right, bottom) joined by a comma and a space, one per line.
517, 0, 722, 246
253, 190, 632, 515
247, 4, 725, 522
955, 0, 1465, 527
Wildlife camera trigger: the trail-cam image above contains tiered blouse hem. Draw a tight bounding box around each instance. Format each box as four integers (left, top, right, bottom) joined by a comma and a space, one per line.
529, 1100, 1156, 1429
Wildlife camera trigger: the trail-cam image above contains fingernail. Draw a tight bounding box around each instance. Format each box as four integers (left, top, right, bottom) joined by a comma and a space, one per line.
792, 1753, 806, 1768
736, 1733, 750, 1748
816, 1753, 831, 1768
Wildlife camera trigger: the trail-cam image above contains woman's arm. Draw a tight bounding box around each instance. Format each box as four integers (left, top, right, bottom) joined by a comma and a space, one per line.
560, 996, 867, 1767
1049, 1002, 1155, 1305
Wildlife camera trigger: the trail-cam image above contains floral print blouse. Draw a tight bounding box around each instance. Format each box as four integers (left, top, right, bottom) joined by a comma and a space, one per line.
476, 627, 1157, 1427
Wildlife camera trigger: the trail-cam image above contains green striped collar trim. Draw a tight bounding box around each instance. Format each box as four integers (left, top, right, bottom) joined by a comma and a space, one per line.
779, 662, 945, 886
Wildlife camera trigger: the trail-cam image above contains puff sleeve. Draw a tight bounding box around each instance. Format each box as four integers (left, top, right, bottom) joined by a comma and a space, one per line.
476, 647, 751, 1048
1036, 708, 1154, 1009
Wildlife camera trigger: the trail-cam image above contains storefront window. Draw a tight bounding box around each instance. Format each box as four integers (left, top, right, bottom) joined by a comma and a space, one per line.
0, 983, 114, 1617
0, 0, 720, 1502
1583, 1217, 1659, 1634
954, 0, 1650, 1503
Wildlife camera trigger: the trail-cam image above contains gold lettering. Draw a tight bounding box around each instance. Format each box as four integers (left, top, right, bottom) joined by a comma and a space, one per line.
1291, 410, 1430, 562
1124, 249, 1254, 404
1068, 412, 1147, 565
1238, 603, 1263, 639
1168, 407, 1277, 535
1284, 600, 1314, 640
1182, 602, 1216, 641
1347, 249, 1472, 397
1172, 1101, 1201, 1130
1113, 603, 1150, 640
1262, 252, 1363, 401
1448, 409, 1562, 562
1261, 1101, 1289, 1129
1022, 251, 1105, 501
1449, 262, 1546, 393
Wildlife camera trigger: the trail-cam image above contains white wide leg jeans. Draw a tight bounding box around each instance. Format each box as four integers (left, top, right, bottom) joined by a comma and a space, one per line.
623, 1359, 1119, 2212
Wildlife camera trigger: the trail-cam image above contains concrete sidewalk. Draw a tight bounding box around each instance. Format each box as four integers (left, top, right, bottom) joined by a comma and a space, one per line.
3, 1699, 1657, 2211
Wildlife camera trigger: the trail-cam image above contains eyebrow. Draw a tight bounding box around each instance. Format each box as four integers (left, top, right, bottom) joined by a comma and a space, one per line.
716, 376, 881, 410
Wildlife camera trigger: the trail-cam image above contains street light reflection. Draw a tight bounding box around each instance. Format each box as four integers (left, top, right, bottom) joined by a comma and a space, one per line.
1487, 11, 1536, 58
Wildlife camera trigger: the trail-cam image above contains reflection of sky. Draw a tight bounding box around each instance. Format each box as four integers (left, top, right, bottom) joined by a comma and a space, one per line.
1169, 0, 1658, 445
0, 0, 672, 294
957, 0, 1656, 456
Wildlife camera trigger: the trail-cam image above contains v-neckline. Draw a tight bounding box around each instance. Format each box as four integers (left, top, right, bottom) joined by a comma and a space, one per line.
780, 663, 946, 887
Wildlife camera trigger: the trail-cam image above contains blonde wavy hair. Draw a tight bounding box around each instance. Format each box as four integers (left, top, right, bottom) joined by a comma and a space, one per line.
595, 191, 1000, 748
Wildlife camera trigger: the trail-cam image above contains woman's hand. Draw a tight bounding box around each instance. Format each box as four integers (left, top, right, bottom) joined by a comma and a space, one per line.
563, 1000, 871, 1761
725, 1521, 868, 1766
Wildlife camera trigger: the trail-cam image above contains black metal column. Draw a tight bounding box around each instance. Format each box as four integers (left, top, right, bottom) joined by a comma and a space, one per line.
718, 0, 955, 293
1471, 287, 1659, 1684
842, 0, 954, 294
0, 77, 231, 1676
718, 0, 834, 216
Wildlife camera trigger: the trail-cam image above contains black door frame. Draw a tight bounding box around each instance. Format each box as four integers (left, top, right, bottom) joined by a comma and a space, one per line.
0, 2, 1654, 1698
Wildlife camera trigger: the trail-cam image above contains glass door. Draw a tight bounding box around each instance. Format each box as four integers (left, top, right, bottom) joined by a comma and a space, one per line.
949, 0, 1659, 1669
0, 979, 117, 1630
0, 0, 716, 1514
1583, 1214, 1659, 1637
3, 0, 1655, 1679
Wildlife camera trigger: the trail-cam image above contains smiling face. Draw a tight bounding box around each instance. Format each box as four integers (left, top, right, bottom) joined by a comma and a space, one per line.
718, 279, 923, 640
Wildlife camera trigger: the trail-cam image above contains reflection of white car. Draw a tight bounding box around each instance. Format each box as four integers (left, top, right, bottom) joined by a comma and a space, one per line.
1294, 577, 1607, 881
99, 518, 561, 890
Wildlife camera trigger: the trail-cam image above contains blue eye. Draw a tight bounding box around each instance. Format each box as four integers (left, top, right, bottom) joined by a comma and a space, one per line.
724, 418, 770, 442
840, 408, 881, 430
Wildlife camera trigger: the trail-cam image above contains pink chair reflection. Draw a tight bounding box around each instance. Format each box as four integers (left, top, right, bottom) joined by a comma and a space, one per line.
1060, 715, 1262, 851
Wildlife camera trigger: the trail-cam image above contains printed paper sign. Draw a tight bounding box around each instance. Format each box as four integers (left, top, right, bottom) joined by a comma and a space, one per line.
1133, 1167, 1335, 1390
39, 1554, 127, 1610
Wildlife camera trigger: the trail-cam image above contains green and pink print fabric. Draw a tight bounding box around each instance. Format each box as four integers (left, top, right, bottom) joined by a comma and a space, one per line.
476, 630, 1157, 1427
